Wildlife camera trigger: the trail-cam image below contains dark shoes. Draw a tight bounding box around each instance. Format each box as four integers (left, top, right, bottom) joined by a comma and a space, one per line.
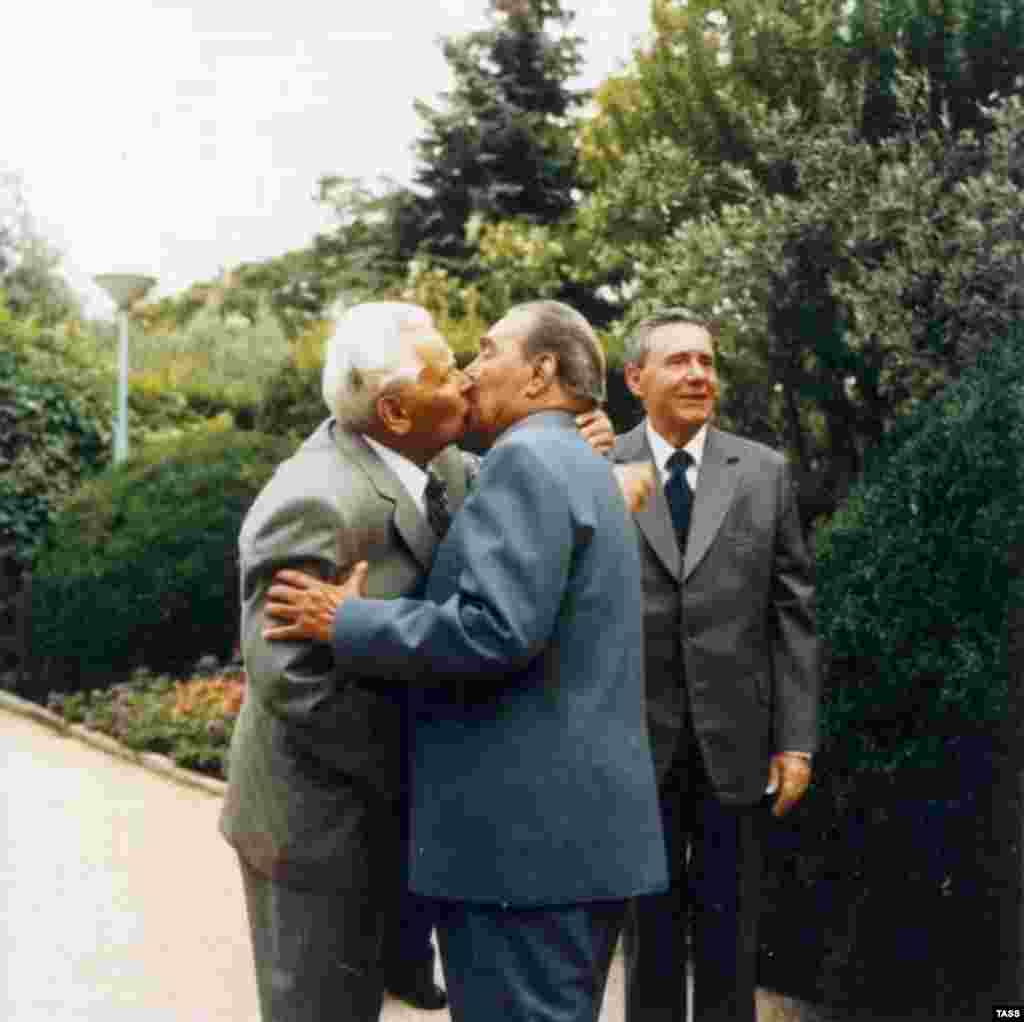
384, 964, 448, 1011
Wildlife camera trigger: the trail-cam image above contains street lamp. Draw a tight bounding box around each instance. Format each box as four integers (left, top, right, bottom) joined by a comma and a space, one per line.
93, 273, 156, 464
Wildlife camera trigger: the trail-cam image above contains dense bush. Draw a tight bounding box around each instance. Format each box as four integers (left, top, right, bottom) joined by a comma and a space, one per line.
0, 312, 112, 565
815, 337, 1023, 773
30, 427, 292, 693
757, 337, 1024, 1018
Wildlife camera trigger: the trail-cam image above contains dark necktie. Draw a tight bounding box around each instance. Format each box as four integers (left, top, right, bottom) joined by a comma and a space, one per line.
424, 468, 452, 539
664, 449, 694, 549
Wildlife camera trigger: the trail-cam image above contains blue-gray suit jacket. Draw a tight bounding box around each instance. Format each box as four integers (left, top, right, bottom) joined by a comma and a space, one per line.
333, 410, 668, 906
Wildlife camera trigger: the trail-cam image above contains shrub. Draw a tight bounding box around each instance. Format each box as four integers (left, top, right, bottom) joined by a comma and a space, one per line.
30, 427, 292, 693
255, 360, 326, 439
47, 665, 245, 778
815, 335, 1024, 773
810, 329, 1021, 822
0, 312, 111, 565
757, 341, 1023, 1018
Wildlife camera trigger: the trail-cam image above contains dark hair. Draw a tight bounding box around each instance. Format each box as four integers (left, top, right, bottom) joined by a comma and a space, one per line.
624, 308, 720, 366
510, 300, 606, 406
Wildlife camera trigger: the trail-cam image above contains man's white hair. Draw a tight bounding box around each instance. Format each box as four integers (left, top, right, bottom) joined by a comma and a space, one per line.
321, 301, 433, 427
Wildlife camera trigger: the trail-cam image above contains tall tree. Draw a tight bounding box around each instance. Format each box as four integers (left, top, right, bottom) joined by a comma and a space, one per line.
399, 0, 586, 267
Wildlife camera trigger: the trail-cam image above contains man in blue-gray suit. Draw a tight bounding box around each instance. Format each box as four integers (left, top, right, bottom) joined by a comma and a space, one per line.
265, 300, 668, 1022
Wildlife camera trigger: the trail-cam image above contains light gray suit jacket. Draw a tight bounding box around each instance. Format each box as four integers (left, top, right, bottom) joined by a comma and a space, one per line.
218, 419, 469, 890
613, 422, 820, 805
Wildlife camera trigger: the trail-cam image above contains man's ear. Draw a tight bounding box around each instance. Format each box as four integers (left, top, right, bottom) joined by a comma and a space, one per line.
623, 362, 644, 399
376, 392, 412, 436
526, 352, 558, 397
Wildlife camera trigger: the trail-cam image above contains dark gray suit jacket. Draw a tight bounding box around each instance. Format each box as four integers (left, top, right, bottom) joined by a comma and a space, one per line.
613, 422, 820, 805
219, 419, 469, 890
332, 411, 668, 906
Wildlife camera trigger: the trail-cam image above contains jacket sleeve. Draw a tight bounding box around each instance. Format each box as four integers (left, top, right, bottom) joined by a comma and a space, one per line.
240, 492, 404, 771
770, 459, 821, 754
332, 440, 579, 684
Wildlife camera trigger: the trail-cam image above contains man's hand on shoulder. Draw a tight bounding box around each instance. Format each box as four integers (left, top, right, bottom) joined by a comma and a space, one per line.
263, 563, 369, 644
575, 409, 615, 456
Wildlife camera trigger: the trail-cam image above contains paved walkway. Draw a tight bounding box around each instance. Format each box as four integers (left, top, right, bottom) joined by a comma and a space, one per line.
0, 709, 625, 1022
1, 707, 811, 1022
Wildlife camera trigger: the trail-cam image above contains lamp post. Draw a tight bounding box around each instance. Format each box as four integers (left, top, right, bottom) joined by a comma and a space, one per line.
93, 273, 156, 464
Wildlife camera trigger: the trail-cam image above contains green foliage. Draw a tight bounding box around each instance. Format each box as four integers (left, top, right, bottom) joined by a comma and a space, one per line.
0, 171, 80, 327
30, 428, 292, 691
402, 0, 586, 266
46, 666, 245, 779
607, 73, 1023, 501
815, 337, 1023, 773
128, 304, 288, 439
847, 0, 1024, 138
0, 305, 111, 564
254, 360, 326, 440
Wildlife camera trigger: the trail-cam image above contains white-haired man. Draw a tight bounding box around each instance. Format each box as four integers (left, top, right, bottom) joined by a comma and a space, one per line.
219, 301, 617, 1022
219, 301, 469, 1022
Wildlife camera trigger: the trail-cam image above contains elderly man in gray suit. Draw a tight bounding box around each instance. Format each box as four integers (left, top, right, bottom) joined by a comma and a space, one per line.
264, 300, 668, 1022
219, 301, 476, 1021
612, 309, 821, 1022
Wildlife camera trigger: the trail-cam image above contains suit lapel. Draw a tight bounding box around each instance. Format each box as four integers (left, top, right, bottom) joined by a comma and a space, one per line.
616, 423, 681, 580
332, 424, 438, 571
684, 426, 741, 581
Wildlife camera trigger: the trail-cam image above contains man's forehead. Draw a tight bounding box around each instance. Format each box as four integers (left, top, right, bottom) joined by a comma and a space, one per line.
482, 311, 529, 349
648, 321, 715, 358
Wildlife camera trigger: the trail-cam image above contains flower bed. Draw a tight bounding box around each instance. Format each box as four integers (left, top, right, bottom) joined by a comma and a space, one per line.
46, 666, 244, 779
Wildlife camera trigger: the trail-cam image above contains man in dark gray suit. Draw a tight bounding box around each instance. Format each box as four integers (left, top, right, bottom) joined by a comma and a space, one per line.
612, 310, 821, 1022
219, 301, 474, 1021
264, 301, 668, 1022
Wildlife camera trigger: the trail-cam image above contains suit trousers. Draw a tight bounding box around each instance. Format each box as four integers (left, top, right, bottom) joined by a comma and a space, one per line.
623, 734, 767, 1022
239, 855, 383, 1022
381, 708, 438, 982
435, 897, 626, 1022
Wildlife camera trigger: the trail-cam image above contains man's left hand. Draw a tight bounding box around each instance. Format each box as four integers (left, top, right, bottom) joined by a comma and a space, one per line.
576, 409, 615, 456
768, 752, 812, 818
263, 562, 369, 644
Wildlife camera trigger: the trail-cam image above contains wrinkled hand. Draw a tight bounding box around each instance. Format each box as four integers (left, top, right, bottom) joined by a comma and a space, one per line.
576, 409, 615, 456
263, 563, 369, 644
614, 462, 656, 513
768, 752, 812, 818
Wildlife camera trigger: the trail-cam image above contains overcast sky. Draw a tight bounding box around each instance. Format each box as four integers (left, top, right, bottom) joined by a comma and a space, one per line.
4, 1, 651, 319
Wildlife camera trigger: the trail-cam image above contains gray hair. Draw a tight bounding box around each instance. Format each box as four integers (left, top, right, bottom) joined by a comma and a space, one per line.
321, 302, 432, 427
509, 300, 606, 407
623, 308, 719, 366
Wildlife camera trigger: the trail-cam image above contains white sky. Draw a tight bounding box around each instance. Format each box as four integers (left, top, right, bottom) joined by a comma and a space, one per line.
3, 1, 651, 319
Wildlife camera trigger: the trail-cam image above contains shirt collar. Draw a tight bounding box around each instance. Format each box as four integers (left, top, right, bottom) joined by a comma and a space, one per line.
645, 420, 709, 483
362, 434, 429, 514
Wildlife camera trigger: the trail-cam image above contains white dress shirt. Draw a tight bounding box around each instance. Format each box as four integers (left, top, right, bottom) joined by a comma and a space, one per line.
645, 420, 708, 492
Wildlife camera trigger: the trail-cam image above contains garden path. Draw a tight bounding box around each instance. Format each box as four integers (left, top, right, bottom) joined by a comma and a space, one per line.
1, 707, 811, 1022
